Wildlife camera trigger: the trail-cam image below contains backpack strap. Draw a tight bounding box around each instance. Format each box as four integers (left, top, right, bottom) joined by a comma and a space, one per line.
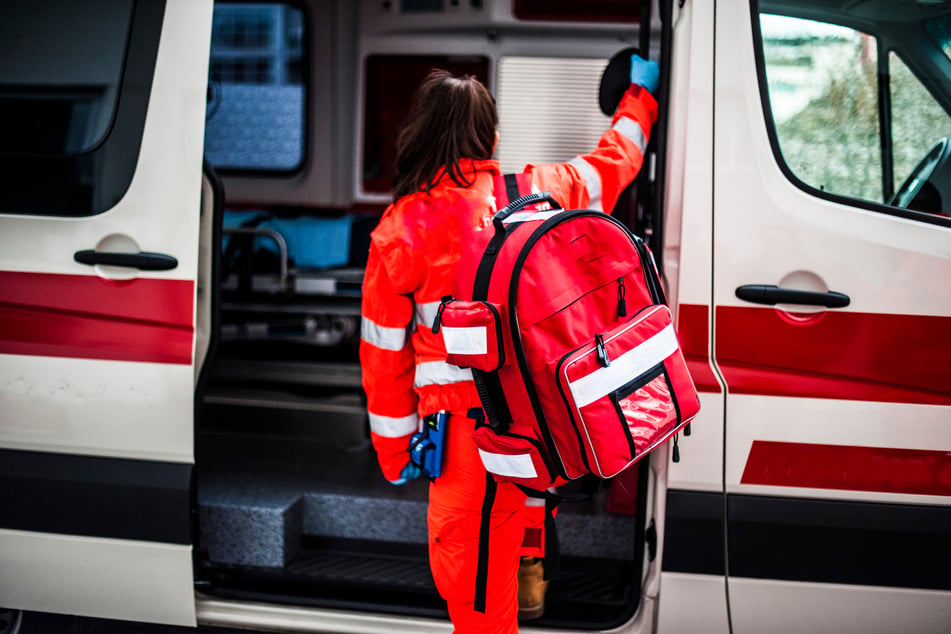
492, 172, 532, 209
515, 485, 566, 582
469, 174, 537, 433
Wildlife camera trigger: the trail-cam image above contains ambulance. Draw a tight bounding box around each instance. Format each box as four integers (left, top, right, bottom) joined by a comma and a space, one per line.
1, 0, 949, 632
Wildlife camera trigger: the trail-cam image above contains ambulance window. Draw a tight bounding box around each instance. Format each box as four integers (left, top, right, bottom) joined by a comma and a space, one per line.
888, 51, 951, 208
759, 16, 884, 202
361, 55, 489, 194
757, 4, 951, 223
0, 0, 162, 216
204, 2, 306, 173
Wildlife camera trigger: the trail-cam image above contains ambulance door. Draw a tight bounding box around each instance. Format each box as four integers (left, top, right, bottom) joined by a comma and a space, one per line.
0, 0, 212, 626
713, 1, 951, 631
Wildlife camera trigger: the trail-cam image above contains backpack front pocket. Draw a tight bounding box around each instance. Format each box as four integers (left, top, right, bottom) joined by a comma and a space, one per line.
555, 304, 700, 478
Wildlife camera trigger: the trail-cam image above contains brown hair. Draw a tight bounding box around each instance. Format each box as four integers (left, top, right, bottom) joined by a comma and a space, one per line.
392, 69, 498, 201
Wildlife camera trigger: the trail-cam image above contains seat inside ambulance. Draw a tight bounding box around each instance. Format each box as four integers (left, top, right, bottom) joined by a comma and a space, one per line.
196, 2, 657, 627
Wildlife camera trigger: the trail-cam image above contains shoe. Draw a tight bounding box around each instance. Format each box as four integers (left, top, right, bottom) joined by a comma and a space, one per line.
517, 557, 548, 620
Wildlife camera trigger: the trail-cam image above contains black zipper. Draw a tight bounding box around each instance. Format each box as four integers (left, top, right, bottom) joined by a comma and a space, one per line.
617, 277, 628, 317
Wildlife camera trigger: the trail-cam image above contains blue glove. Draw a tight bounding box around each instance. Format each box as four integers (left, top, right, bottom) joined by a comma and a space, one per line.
630, 54, 660, 95
389, 462, 423, 485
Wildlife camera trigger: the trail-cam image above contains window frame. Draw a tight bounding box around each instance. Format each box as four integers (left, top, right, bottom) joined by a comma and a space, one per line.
750, 0, 951, 229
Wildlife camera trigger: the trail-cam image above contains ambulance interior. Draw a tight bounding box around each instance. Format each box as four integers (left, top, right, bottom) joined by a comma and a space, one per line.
195, 0, 662, 627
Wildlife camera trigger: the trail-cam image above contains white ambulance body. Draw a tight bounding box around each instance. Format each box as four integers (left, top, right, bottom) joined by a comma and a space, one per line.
0, 1, 948, 633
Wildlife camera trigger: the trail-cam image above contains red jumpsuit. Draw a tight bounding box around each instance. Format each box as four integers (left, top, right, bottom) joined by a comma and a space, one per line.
360, 85, 657, 633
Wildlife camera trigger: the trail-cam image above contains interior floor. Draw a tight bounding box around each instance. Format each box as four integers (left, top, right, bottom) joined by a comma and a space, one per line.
195, 362, 646, 628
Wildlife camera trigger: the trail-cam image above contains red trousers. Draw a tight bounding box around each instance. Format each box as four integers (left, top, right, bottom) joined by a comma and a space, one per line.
428, 411, 534, 633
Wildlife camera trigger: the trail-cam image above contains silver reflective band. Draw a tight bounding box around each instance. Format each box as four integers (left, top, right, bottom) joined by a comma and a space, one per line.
361, 317, 410, 351
612, 116, 648, 155
442, 325, 488, 355
501, 208, 565, 225
415, 301, 442, 331
569, 323, 679, 408
414, 360, 473, 387
478, 449, 537, 479
368, 411, 419, 437
569, 156, 603, 212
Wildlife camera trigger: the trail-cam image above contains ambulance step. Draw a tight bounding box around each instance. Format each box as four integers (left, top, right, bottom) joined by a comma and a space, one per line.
201, 541, 638, 627
287, 543, 435, 592
203, 388, 366, 415
209, 359, 363, 388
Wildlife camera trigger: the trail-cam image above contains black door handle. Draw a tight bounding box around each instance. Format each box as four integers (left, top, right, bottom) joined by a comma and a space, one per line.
735, 284, 850, 308
74, 250, 178, 271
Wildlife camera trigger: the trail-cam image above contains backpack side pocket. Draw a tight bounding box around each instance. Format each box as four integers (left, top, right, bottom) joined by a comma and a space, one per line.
438, 299, 506, 371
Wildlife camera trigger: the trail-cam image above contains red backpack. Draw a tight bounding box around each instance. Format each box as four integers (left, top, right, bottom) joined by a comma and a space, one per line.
434, 174, 699, 491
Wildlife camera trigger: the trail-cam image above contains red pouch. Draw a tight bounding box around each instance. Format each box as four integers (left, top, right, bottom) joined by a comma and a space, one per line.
471, 424, 555, 490
437, 299, 505, 371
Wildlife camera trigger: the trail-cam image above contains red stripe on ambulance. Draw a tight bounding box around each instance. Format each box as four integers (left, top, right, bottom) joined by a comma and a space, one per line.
677, 303, 721, 393
741, 440, 951, 496
0, 270, 193, 365
716, 306, 951, 405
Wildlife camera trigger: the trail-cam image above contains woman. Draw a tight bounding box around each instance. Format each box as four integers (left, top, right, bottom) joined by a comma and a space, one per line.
360, 57, 659, 633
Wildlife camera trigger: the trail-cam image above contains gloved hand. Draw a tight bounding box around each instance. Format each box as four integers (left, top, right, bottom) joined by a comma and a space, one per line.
630, 54, 660, 95
388, 461, 423, 485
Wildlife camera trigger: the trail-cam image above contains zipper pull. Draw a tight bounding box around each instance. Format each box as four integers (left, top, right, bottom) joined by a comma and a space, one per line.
595, 333, 610, 367
617, 277, 627, 317
684, 422, 692, 437
672, 432, 680, 463
432, 296, 452, 334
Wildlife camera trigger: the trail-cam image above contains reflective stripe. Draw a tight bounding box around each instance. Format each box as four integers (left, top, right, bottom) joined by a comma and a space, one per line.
569, 323, 679, 408
361, 317, 410, 351
414, 360, 473, 387
613, 116, 648, 155
501, 208, 565, 225
478, 449, 538, 479
443, 325, 488, 355
415, 301, 442, 331
368, 411, 419, 438
569, 156, 603, 212
524, 497, 546, 507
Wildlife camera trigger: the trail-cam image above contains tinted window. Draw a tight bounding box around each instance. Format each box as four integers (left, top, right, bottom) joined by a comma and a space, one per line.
0, 2, 131, 155
204, 2, 306, 173
361, 55, 489, 195
513, 0, 638, 23
0, 0, 164, 216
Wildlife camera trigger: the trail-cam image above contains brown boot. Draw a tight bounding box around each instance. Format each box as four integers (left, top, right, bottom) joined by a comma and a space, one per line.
517, 556, 548, 620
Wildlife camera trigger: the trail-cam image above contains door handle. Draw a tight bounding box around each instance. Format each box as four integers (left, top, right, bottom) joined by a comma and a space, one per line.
74, 250, 178, 271
735, 284, 850, 308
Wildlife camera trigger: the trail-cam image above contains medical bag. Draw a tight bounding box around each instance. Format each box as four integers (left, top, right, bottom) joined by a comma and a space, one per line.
434, 174, 699, 491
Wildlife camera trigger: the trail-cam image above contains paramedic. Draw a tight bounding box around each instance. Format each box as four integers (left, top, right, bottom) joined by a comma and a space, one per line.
360, 56, 659, 633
